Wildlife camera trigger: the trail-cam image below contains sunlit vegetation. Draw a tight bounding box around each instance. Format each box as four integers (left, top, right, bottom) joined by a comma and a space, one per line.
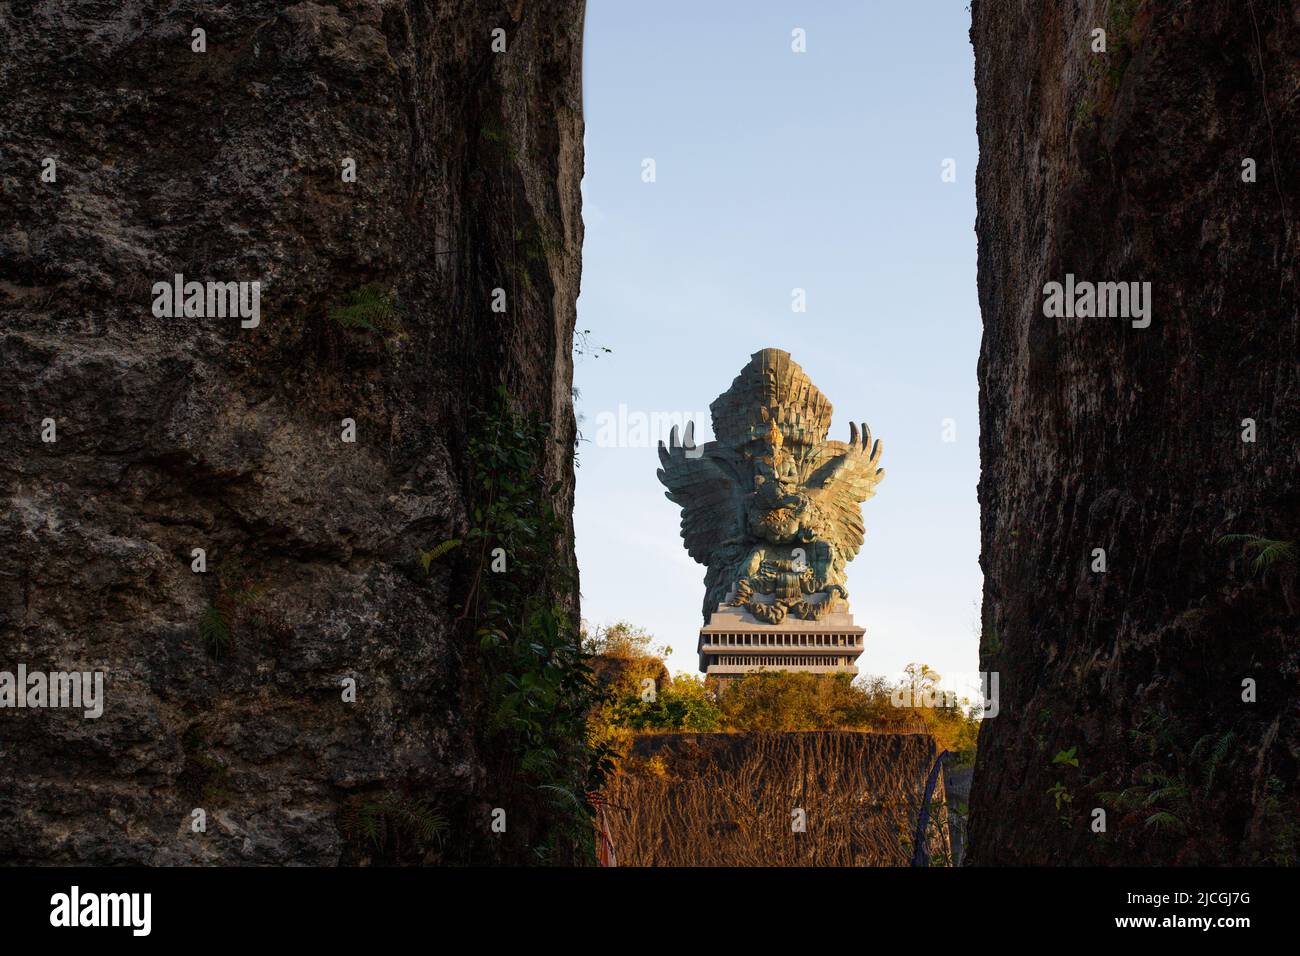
584, 620, 981, 765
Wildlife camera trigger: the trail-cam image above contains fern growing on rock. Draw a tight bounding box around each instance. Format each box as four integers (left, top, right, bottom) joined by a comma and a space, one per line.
1216, 534, 1296, 578
198, 605, 231, 659
328, 284, 403, 335
342, 793, 447, 856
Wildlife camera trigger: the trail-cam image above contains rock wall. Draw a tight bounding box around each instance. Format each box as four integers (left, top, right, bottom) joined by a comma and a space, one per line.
0, 0, 585, 864
968, 1, 1297, 863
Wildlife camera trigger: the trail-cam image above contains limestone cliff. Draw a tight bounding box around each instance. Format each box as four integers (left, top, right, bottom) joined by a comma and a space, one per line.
968, 0, 1297, 863
0, 0, 585, 864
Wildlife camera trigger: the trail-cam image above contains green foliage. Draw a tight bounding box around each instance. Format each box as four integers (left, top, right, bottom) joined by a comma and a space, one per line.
328, 284, 403, 335
582, 620, 674, 663
1192, 730, 1236, 792
342, 793, 447, 854
1255, 775, 1300, 865
459, 387, 606, 863
517, 224, 560, 266
1144, 810, 1185, 835
1052, 746, 1079, 767
1047, 745, 1080, 827
604, 673, 723, 733
1102, 0, 1141, 88
1098, 714, 1260, 861
196, 556, 291, 659
948, 726, 980, 767
1075, 0, 1143, 131
583, 620, 656, 657
1073, 96, 1097, 130
418, 539, 462, 573
587, 647, 982, 762
479, 117, 519, 162
1107, 0, 1140, 47
198, 604, 231, 659
1047, 781, 1073, 814
720, 672, 879, 733
1216, 534, 1296, 578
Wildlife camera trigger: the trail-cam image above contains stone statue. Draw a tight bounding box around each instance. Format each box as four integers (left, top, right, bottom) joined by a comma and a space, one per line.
658, 348, 885, 625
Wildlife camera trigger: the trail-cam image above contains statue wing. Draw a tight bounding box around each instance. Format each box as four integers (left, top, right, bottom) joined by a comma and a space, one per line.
802, 421, 885, 565
656, 422, 746, 568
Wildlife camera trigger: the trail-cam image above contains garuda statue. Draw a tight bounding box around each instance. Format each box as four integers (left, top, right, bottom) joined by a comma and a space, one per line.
658, 349, 884, 625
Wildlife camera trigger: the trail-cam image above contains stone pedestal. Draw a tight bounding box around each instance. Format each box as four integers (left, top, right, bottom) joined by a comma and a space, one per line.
697, 589, 865, 682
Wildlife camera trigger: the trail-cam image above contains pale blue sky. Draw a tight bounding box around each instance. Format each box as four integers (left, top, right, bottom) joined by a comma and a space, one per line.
575, 1, 982, 699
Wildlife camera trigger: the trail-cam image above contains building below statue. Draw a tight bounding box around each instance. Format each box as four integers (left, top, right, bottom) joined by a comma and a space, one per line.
698, 587, 864, 682
659, 349, 883, 686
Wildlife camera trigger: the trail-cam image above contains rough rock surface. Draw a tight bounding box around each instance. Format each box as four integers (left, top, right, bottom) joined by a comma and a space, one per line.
968, 0, 1297, 863
606, 732, 951, 866
0, 0, 585, 864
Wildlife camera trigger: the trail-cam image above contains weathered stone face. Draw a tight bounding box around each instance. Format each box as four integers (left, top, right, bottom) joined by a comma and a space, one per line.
0, 0, 585, 864
968, 0, 1297, 865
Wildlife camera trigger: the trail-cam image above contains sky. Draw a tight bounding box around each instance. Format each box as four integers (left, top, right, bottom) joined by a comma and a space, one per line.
574, 1, 983, 702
